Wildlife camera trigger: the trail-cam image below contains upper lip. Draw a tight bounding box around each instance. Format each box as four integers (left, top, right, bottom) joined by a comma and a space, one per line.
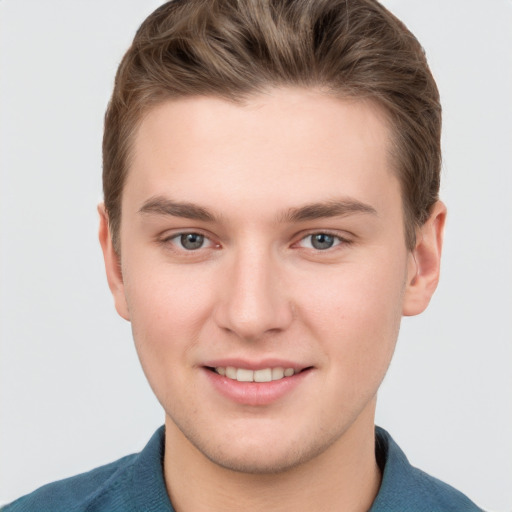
202, 358, 311, 372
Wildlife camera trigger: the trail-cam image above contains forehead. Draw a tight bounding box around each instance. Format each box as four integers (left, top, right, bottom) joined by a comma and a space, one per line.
124, 88, 399, 218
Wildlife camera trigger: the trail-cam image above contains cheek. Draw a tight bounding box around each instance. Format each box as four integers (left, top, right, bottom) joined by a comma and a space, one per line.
297, 254, 406, 372
124, 248, 215, 325
122, 260, 215, 380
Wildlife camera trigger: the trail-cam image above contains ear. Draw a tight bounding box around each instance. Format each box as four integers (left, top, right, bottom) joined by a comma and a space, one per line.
402, 201, 447, 316
98, 204, 130, 321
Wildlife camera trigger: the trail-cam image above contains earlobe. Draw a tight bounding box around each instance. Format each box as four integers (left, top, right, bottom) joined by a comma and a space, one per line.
402, 201, 447, 316
98, 204, 131, 321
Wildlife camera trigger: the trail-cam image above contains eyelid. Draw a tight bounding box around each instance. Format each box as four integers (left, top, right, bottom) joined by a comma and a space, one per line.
157, 228, 353, 252
159, 230, 220, 250
294, 230, 353, 250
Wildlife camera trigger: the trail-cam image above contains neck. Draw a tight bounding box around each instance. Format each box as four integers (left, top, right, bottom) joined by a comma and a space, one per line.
163, 402, 381, 512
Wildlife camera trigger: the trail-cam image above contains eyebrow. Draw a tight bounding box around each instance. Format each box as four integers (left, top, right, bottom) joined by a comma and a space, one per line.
139, 196, 217, 222
279, 199, 377, 223
138, 196, 377, 223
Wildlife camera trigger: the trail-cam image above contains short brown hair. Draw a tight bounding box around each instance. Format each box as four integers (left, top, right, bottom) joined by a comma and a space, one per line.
103, 0, 441, 251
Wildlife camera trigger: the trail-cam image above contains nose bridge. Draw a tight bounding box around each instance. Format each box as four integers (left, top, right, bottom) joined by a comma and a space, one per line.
215, 242, 292, 340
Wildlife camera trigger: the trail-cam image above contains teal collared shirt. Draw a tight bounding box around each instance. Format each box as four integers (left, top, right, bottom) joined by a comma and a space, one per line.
3, 426, 483, 512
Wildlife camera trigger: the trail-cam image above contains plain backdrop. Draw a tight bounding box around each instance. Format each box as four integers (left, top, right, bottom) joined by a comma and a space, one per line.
1, 1, 511, 510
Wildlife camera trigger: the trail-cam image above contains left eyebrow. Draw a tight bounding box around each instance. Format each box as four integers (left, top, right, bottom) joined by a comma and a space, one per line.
278, 199, 378, 223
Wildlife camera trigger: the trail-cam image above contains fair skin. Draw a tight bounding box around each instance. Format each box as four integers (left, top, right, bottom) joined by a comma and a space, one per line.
99, 88, 445, 512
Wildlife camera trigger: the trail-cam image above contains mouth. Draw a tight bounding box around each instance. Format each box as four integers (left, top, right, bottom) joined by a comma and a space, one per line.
203, 363, 313, 405
205, 366, 311, 383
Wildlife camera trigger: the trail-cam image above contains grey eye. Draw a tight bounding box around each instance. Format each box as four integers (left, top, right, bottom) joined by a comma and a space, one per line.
180, 233, 204, 250
310, 233, 335, 250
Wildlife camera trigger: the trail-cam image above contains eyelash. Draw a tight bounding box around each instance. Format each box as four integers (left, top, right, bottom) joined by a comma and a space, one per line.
295, 231, 352, 251
161, 232, 218, 251
160, 230, 351, 253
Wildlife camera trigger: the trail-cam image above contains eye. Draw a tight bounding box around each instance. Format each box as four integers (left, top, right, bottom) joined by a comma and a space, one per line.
299, 233, 343, 250
180, 233, 205, 250
167, 232, 211, 250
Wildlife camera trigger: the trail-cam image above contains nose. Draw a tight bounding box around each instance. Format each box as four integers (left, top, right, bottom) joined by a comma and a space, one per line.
213, 246, 294, 341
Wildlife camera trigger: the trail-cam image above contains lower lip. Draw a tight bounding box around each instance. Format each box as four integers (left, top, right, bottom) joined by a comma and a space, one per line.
203, 368, 311, 406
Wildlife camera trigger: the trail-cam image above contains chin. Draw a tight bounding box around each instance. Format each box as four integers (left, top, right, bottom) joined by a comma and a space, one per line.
178, 421, 344, 476
203, 448, 315, 475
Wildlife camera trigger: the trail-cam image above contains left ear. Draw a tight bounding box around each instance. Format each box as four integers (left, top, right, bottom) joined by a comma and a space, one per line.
403, 201, 447, 316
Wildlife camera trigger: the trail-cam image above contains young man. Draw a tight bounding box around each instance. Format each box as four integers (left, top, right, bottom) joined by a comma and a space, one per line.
3, 0, 484, 510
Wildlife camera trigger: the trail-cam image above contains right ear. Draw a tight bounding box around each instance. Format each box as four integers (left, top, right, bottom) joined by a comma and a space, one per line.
98, 204, 130, 321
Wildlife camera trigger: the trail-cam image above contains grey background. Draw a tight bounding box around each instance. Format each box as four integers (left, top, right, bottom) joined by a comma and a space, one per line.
1, 1, 511, 510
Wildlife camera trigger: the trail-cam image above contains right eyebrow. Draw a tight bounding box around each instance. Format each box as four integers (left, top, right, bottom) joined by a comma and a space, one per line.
138, 196, 217, 222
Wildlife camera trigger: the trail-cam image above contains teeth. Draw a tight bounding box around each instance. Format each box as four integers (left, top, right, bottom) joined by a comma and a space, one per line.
226, 366, 237, 379
236, 368, 253, 382
254, 368, 272, 382
215, 366, 297, 382
272, 367, 284, 380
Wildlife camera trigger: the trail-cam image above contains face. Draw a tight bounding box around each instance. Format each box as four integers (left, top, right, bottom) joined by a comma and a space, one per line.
100, 88, 440, 474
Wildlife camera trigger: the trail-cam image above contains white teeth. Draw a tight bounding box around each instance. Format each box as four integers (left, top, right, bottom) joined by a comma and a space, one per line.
236, 368, 254, 382
254, 368, 272, 382
226, 366, 237, 379
271, 367, 284, 380
215, 366, 297, 382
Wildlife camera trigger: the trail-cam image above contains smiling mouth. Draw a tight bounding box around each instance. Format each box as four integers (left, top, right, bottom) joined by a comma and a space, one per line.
207, 366, 310, 383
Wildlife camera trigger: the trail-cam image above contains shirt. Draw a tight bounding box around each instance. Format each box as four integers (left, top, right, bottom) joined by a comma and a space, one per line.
2, 426, 484, 511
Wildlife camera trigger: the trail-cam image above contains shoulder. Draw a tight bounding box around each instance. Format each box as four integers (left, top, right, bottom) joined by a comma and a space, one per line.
371, 427, 485, 512
1, 427, 173, 512
1, 454, 136, 512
